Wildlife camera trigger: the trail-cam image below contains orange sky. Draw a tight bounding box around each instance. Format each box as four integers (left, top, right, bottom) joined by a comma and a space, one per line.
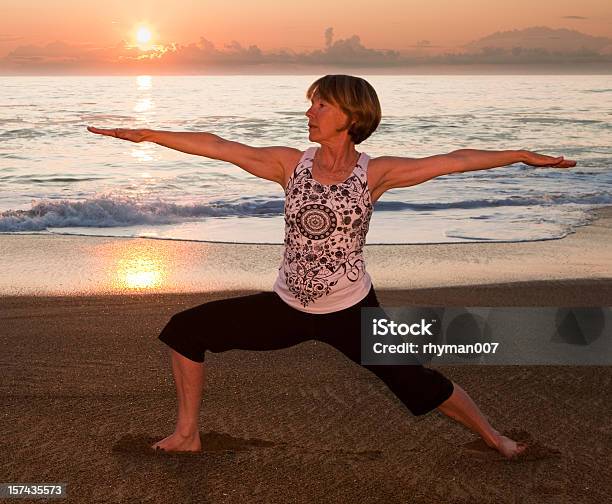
1, 0, 611, 74
2, 0, 611, 54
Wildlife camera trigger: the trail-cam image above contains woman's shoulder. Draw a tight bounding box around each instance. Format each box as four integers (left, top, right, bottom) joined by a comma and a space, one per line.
280, 147, 313, 190
365, 155, 392, 178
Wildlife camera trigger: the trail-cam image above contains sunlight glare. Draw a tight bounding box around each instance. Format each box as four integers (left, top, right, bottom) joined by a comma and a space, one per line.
136, 26, 152, 44
116, 255, 164, 290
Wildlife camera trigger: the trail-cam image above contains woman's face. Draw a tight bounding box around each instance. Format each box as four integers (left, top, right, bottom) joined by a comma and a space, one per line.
305, 93, 351, 143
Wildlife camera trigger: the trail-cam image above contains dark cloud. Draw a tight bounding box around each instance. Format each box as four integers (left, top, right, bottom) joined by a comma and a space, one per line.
302, 35, 400, 65
1, 26, 611, 74
562, 16, 588, 20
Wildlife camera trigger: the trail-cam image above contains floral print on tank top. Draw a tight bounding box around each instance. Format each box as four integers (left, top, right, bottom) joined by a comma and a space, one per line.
280, 148, 373, 307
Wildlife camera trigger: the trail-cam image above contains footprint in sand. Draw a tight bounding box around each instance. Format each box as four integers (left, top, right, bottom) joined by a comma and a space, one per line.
462, 429, 562, 462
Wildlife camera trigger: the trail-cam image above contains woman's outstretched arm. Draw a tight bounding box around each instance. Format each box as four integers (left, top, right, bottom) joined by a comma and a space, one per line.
448, 149, 576, 173
375, 148, 577, 193
86, 126, 298, 188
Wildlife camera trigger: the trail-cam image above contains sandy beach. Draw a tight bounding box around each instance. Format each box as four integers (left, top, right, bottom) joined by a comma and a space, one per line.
1, 207, 611, 503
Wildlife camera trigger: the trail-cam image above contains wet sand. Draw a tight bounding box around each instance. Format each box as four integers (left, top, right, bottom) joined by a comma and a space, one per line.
1, 207, 611, 503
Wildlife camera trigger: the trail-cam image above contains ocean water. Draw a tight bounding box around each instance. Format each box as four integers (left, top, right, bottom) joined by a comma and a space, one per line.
0, 74, 610, 244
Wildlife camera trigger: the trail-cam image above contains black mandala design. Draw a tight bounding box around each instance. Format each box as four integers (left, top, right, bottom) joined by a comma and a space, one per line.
297, 204, 337, 240
278, 147, 373, 308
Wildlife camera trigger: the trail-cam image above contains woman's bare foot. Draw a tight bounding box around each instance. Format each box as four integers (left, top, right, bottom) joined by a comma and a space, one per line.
487, 429, 528, 459
151, 431, 202, 452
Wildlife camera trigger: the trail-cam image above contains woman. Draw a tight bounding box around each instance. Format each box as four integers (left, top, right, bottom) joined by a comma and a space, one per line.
87, 75, 575, 459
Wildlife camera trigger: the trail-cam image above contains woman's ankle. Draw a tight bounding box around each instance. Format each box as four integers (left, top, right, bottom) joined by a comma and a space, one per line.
174, 424, 200, 438
483, 429, 501, 449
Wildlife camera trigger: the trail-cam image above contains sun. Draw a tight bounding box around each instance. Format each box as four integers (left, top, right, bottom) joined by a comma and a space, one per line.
136, 26, 152, 45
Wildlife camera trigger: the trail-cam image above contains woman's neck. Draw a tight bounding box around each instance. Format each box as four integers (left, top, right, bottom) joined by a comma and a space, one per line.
315, 143, 359, 175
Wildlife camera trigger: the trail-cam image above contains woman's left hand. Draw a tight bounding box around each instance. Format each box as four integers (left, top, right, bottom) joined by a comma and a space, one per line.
521, 150, 577, 169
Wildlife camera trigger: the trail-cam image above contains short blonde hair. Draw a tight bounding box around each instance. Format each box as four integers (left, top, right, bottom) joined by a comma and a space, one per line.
306, 75, 381, 144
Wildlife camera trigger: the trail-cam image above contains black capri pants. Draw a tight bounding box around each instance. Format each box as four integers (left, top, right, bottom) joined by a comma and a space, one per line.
158, 284, 454, 416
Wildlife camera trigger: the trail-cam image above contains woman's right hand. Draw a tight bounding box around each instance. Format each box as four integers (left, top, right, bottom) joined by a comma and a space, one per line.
87, 126, 151, 143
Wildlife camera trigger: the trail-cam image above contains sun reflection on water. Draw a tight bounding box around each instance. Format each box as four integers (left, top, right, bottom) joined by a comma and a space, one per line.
136, 75, 152, 90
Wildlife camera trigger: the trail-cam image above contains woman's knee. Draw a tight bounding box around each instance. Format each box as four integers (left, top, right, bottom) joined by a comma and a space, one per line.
158, 308, 212, 363
366, 364, 454, 416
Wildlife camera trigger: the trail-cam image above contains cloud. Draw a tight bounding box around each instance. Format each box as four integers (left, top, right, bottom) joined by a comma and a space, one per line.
403, 40, 447, 50
324, 27, 334, 48
160, 32, 399, 68
562, 16, 588, 20
463, 26, 611, 53
1, 26, 611, 74
0, 34, 23, 43
301, 35, 401, 65
7, 40, 92, 62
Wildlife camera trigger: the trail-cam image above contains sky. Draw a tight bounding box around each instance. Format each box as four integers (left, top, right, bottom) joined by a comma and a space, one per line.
1, 0, 611, 74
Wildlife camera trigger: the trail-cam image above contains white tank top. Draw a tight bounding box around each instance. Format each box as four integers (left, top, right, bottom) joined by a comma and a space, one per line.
273, 146, 373, 313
